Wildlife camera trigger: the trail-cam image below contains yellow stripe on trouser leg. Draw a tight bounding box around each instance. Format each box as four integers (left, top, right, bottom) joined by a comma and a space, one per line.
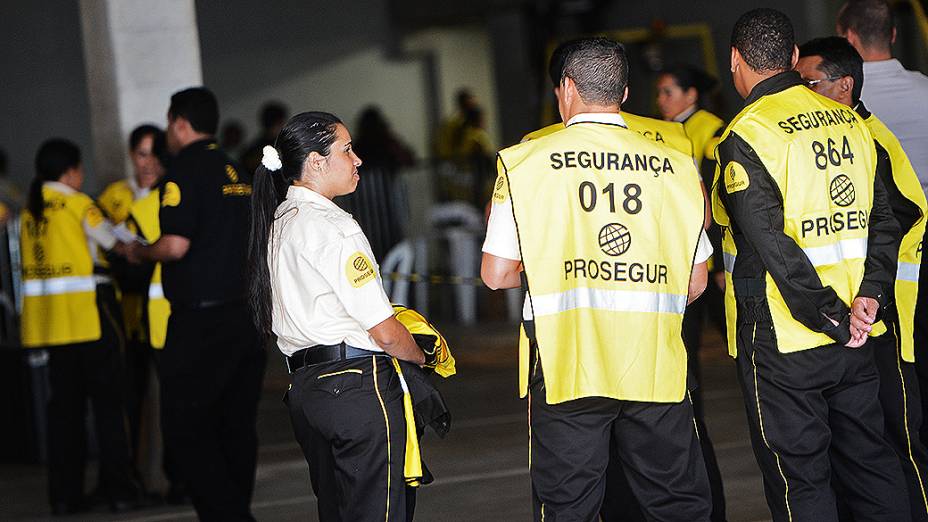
893, 328, 928, 513
750, 323, 792, 522
392, 359, 423, 487
372, 357, 392, 521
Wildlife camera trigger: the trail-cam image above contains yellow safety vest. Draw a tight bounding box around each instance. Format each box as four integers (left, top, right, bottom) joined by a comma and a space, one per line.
682, 109, 725, 166
20, 186, 101, 347
97, 179, 135, 224
129, 190, 170, 349
522, 113, 695, 158
866, 114, 928, 361
713, 86, 881, 355
500, 120, 704, 403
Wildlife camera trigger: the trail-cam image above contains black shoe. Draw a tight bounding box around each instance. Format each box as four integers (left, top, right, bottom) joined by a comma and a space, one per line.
50, 499, 91, 516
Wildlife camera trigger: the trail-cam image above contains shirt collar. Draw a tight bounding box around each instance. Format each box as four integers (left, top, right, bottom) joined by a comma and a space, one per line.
177, 138, 217, 159
565, 112, 627, 128
126, 175, 150, 200
286, 185, 345, 212
743, 70, 804, 107
673, 105, 698, 123
43, 181, 75, 195
863, 59, 904, 75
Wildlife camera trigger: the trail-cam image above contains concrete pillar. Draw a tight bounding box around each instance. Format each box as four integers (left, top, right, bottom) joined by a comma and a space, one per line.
78, 0, 202, 188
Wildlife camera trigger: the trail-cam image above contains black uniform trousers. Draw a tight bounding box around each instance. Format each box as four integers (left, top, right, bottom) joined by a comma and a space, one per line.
159, 302, 266, 522
735, 298, 910, 522
601, 285, 728, 522
46, 283, 136, 507
286, 355, 413, 522
869, 318, 928, 521
528, 369, 712, 522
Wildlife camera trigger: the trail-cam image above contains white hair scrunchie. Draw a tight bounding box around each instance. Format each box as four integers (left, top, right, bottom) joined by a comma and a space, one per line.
261, 145, 283, 171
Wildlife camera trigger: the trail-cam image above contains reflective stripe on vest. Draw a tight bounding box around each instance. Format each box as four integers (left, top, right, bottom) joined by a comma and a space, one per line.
531, 287, 687, 316
898, 261, 920, 282
149, 282, 164, 300
802, 238, 868, 267
23, 275, 96, 296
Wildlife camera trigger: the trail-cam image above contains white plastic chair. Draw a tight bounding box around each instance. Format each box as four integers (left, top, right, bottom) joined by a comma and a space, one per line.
380, 240, 414, 305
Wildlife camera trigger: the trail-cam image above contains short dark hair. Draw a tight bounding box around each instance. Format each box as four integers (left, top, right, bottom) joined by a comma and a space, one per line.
660, 65, 718, 96
29, 139, 81, 220
731, 8, 795, 72
560, 37, 629, 107
455, 89, 474, 110
128, 124, 161, 151
549, 38, 584, 87
168, 87, 219, 135
799, 37, 864, 104
259, 101, 288, 130
837, 0, 894, 51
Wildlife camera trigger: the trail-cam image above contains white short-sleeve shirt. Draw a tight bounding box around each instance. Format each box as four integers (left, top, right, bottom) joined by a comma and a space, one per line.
482, 112, 713, 319
268, 185, 394, 356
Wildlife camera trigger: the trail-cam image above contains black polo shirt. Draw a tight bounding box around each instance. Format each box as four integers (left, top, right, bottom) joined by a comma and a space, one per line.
159, 138, 253, 306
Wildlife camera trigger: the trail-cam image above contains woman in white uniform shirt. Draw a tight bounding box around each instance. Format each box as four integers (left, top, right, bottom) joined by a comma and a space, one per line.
248, 112, 424, 522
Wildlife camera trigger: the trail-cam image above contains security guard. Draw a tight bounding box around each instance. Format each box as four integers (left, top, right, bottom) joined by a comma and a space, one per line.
482, 37, 712, 521
797, 36, 928, 521
519, 38, 727, 522
126, 87, 265, 521
656, 65, 725, 178
247, 111, 438, 521
714, 9, 908, 520
97, 124, 163, 485
123, 132, 185, 502
656, 66, 728, 404
21, 139, 139, 515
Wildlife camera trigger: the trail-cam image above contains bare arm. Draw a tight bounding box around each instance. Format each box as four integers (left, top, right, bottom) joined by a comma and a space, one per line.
368, 316, 425, 364
688, 261, 708, 304
131, 234, 191, 263
480, 252, 522, 290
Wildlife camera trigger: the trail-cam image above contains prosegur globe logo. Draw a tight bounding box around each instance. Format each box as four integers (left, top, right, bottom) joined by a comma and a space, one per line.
829, 174, 856, 207
353, 256, 370, 272
599, 223, 631, 256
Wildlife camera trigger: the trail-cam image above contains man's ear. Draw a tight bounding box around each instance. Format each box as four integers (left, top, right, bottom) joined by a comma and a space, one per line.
622, 85, 629, 104
730, 46, 740, 73
790, 45, 799, 69
840, 76, 853, 93
891, 26, 897, 45
561, 76, 575, 107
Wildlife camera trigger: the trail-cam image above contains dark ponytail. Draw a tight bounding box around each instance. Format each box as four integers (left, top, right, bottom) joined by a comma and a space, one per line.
28, 139, 81, 221
248, 111, 342, 337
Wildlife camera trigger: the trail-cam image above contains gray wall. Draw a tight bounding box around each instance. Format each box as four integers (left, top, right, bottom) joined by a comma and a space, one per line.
1, 2, 96, 193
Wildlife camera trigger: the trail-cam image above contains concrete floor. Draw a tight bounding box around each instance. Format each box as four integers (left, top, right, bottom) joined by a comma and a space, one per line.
0, 322, 773, 521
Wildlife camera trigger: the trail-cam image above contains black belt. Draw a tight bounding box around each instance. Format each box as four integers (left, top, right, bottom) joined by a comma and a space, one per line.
171, 298, 244, 310
286, 343, 382, 374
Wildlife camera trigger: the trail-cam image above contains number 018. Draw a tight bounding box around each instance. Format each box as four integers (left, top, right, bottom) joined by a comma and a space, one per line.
578, 182, 642, 214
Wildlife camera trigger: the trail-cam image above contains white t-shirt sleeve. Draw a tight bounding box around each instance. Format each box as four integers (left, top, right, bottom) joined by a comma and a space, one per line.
307, 233, 395, 331
482, 199, 521, 261
693, 229, 713, 264
82, 205, 117, 251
